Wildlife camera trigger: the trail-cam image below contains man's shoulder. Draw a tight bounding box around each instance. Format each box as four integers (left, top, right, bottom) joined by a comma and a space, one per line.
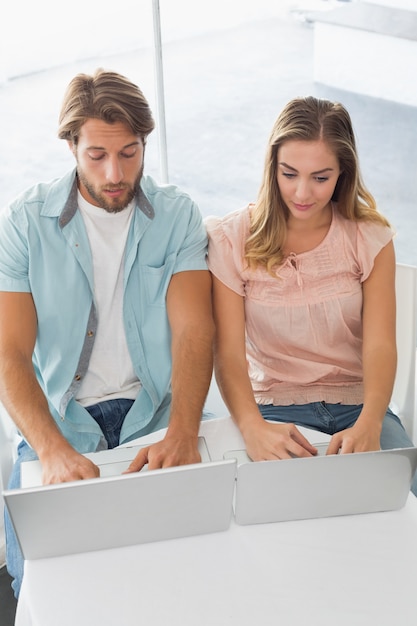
8, 170, 76, 216
140, 175, 196, 209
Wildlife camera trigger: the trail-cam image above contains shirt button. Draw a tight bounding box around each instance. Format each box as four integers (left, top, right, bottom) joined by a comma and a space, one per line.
87, 330, 94, 337
75, 374, 81, 381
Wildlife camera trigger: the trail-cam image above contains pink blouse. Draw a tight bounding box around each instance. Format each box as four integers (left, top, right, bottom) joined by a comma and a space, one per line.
206, 205, 394, 406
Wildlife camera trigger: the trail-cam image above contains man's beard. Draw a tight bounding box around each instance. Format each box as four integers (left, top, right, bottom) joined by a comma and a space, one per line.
77, 164, 143, 213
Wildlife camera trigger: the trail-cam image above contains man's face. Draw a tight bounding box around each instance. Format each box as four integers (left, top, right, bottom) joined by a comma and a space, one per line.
70, 119, 144, 213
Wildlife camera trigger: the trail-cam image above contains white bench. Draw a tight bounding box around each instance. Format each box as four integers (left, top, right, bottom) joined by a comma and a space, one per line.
311, 1, 417, 106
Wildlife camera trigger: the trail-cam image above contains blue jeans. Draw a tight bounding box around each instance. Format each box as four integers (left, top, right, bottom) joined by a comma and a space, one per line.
4, 398, 134, 599
258, 402, 417, 496
84, 398, 135, 449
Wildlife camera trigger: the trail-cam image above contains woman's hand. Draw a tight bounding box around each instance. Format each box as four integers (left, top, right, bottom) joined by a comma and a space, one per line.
327, 421, 382, 455
243, 419, 318, 461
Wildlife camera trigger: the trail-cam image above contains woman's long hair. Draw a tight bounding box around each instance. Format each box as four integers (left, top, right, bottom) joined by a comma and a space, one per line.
245, 96, 390, 274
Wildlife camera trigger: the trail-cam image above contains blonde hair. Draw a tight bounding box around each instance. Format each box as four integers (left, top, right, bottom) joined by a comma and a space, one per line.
246, 96, 390, 274
58, 68, 155, 145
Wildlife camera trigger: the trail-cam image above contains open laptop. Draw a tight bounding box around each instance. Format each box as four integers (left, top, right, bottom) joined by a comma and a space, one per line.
224, 444, 417, 525
3, 437, 237, 560
20, 436, 213, 487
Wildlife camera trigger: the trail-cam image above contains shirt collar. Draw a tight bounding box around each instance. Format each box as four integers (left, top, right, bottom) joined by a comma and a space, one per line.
38, 169, 155, 227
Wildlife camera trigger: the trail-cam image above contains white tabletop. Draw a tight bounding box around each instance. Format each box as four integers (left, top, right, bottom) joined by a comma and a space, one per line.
15, 417, 417, 626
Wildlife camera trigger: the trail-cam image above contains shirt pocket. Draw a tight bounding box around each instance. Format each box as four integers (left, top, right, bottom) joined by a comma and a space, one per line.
141, 253, 176, 307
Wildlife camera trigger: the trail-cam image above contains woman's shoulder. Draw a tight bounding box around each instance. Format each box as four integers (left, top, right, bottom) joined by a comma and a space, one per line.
205, 206, 253, 291
331, 206, 394, 278
205, 205, 251, 241
333, 205, 394, 241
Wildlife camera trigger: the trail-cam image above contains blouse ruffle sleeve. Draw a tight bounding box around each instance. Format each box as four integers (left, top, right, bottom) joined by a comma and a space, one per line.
356, 220, 395, 282
205, 209, 250, 297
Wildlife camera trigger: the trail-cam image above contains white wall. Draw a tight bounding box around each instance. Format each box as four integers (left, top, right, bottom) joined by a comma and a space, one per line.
8, 2, 416, 101
314, 22, 417, 106
0, 0, 153, 82
364, 0, 417, 10
0, 0, 303, 83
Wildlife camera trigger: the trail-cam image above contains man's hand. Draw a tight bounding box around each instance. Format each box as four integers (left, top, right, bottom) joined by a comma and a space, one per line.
124, 434, 201, 472
40, 447, 100, 485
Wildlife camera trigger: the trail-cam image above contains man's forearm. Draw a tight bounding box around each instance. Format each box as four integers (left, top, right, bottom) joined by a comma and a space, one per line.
168, 325, 214, 435
0, 355, 69, 458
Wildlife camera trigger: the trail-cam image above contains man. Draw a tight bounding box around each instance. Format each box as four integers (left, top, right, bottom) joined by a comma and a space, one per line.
0, 68, 214, 597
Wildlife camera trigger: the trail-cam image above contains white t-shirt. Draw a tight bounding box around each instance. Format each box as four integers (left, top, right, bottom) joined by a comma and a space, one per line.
76, 192, 141, 406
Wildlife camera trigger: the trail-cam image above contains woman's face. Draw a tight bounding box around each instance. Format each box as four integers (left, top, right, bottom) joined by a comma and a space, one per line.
276, 139, 340, 226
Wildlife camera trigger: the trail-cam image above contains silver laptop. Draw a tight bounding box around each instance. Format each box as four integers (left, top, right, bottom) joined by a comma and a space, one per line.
3, 437, 237, 560
223, 444, 417, 525
20, 437, 213, 487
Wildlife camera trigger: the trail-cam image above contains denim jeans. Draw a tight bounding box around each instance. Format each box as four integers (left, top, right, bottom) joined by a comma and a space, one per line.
5, 439, 38, 599
5, 398, 134, 598
84, 398, 135, 449
258, 402, 417, 496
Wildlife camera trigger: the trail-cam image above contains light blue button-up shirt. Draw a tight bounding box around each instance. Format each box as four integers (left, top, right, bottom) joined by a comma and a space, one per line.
0, 170, 208, 452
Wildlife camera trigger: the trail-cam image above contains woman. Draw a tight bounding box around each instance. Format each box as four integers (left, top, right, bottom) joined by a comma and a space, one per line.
206, 96, 417, 494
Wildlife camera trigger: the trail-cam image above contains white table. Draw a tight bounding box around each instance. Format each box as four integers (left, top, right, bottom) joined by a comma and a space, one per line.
15, 417, 417, 626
